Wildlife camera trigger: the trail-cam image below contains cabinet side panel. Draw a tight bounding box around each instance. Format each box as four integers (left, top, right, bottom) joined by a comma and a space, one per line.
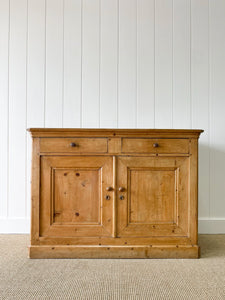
189, 138, 198, 244
30, 138, 40, 245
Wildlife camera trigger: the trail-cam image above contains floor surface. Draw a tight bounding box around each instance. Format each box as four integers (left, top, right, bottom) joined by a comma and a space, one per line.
0, 235, 225, 299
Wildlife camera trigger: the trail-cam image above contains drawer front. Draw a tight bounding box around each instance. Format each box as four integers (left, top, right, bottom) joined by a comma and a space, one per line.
40, 138, 108, 153
122, 138, 189, 154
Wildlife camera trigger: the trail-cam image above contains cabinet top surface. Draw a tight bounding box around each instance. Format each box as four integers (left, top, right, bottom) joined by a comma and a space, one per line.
27, 128, 203, 138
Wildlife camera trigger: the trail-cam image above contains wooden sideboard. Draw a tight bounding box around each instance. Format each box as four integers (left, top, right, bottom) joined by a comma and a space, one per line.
28, 128, 203, 259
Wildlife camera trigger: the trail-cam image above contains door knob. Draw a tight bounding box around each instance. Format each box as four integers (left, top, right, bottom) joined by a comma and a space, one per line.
118, 187, 125, 192
153, 143, 159, 148
106, 186, 113, 191
70, 142, 77, 147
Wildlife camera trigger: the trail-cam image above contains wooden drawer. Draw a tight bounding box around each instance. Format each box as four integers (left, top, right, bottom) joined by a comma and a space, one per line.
40, 138, 108, 153
122, 138, 189, 154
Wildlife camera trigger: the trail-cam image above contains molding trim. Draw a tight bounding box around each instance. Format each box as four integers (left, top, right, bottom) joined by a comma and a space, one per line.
0, 218, 225, 234
0, 218, 30, 234
198, 218, 225, 234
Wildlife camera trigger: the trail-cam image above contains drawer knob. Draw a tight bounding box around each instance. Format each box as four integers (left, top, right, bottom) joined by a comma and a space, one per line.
153, 143, 159, 148
118, 187, 125, 192
105, 195, 110, 200
106, 186, 113, 191
120, 195, 124, 200
70, 142, 77, 147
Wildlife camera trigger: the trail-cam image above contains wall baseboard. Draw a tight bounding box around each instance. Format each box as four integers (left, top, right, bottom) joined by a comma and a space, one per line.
0, 218, 30, 234
198, 218, 225, 234
0, 218, 224, 234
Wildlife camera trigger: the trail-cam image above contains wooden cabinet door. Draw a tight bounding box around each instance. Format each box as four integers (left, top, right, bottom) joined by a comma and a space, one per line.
40, 156, 114, 237
117, 156, 190, 238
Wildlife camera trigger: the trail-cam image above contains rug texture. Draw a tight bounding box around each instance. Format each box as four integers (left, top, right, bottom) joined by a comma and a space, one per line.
0, 235, 224, 299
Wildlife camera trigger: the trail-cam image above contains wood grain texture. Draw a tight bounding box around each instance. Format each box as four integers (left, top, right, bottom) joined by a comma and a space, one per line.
53, 168, 100, 224
40, 137, 108, 153
117, 156, 189, 238
28, 129, 202, 258
30, 138, 40, 245
108, 138, 122, 154
29, 245, 199, 259
28, 128, 203, 138
122, 138, 189, 154
40, 155, 114, 238
189, 138, 198, 244
37, 235, 195, 246
129, 169, 176, 223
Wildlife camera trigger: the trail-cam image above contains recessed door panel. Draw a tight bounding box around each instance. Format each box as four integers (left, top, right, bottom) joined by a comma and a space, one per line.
40, 156, 114, 237
117, 156, 189, 237
53, 168, 100, 224
129, 168, 176, 224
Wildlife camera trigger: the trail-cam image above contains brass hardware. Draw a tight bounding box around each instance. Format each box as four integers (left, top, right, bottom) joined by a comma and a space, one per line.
70, 142, 77, 147
119, 195, 124, 200
105, 195, 110, 200
106, 186, 113, 191
153, 143, 159, 148
118, 187, 125, 192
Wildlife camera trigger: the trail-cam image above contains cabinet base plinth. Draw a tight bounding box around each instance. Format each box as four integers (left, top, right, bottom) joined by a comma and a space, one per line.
28, 245, 200, 259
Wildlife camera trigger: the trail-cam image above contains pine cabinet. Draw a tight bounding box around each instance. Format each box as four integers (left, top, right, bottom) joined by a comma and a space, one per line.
28, 128, 203, 258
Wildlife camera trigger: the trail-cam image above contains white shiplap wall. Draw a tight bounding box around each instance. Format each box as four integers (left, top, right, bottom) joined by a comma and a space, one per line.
0, 0, 225, 233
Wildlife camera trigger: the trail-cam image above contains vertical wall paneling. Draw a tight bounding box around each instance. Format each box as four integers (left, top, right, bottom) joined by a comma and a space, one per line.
155, 0, 173, 128
63, 0, 81, 127
26, 0, 46, 218
173, 0, 191, 129
82, 0, 100, 128
1, 0, 225, 233
45, 0, 64, 127
8, 0, 27, 217
210, 0, 225, 218
27, 0, 45, 128
137, 0, 155, 128
118, 0, 137, 128
191, 0, 210, 219
0, 0, 9, 217
100, 0, 118, 128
